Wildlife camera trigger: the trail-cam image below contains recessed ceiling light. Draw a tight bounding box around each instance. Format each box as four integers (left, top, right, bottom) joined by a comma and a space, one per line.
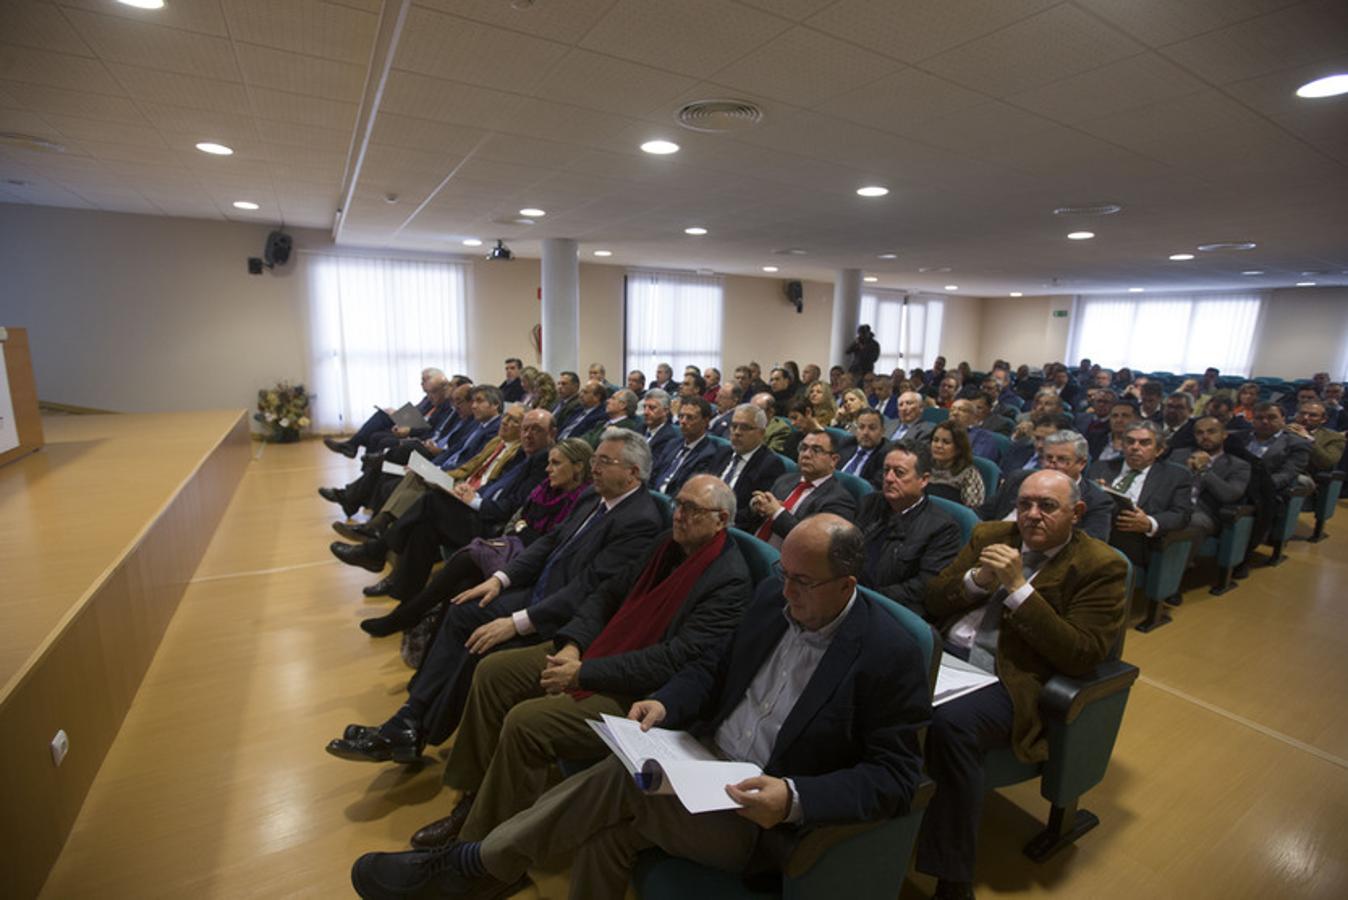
877, 252, 897, 260
1009, 292, 1023, 297
195, 141, 233, 155
1067, 231, 1095, 240
943, 284, 959, 291
1168, 253, 1195, 261
1197, 241, 1256, 252
1241, 270, 1264, 276
1296, 281, 1317, 287
684, 226, 707, 235
863, 276, 878, 283
231, 200, 259, 210
640, 140, 680, 155
1296, 74, 1348, 99
462, 238, 483, 247
856, 186, 889, 197
917, 266, 952, 274
775, 247, 808, 256
761, 265, 778, 272
593, 250, 612, 257
1053, 203, 1122, 217
1128, 287, 1145, 293
118, 0, 165, 9
519, 207, 545, 217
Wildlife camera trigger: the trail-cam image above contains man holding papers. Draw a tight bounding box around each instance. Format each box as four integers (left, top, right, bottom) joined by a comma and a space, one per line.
350, 515, 930, 900
917, 470, 1127, 900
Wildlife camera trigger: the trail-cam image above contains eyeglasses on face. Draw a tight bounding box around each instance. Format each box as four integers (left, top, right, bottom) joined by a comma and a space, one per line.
798, 443, 833, 456
592, 454, 626, 468
771, 560, 845, 591
672, 499, 721, 518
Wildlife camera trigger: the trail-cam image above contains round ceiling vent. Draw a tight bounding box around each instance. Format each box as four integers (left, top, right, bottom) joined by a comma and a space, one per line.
1052, 203, 1122, 217
0, 132, 66, 153
1196, 241, 1257, 252
676, 99, 764, 133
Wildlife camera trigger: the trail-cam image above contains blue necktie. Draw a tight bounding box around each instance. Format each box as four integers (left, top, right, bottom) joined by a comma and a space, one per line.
530, 502, 607, 604
844, 448, 870, 475
658, 445, 693, 493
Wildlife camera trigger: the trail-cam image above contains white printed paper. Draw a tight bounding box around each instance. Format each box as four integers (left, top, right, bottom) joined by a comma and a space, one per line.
0, 340, 19, 455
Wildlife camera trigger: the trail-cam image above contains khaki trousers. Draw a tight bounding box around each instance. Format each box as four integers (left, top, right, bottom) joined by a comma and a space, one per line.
443, 643, 628, 840
382, 474, 427, 519
481, 755, 760, 900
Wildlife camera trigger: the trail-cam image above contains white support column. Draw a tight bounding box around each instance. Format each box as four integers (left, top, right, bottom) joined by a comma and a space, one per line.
540, 238, 579, 375
830, 268, 862, 368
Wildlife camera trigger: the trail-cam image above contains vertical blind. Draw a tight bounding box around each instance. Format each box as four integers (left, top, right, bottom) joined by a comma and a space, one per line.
307, 253, 468, 431
859, 291, 945, 373
624, 271, 723, 380
1068, 292, 1263, 375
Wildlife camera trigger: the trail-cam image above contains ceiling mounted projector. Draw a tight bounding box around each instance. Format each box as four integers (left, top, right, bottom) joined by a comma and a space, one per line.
487, 239, 513, 261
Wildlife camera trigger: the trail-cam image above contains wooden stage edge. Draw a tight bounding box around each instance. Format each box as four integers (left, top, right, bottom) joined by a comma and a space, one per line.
0, 410, 251, 899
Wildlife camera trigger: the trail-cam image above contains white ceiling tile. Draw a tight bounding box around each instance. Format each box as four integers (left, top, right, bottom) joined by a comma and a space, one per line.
0, 107, 56, 135
222, 0, 378, 65
234, 42, 367, 101
1160, 0, 1348, 85
820, 67, 987, 129
82, 141, 185, 166
0, 2, 94, 55
711, 25, 901, 107
1077, 90, 1270, 146
368, 111, 487, 156
416, 0, 617, 44
804, 0, 1059, 64
359, 143, 459, 195
1223, 55, 1348, 117
63, 8, 241, 81
268, 154, 346, 183
0, 45, 123, 95
254, 117, 351, 151
138, 102, 259, 141
41, 113, 168, 148
580, 0, 788, 78
107, 64, 252, 114
737, 0, 836, 21
474, 133, 590, 170
53, 0, 230, 37
249, 86, 358, 131
533, 49, 697, 118
0, 80, 145, 123
1077, 0, 1302, 47
396, 7, 568, 93
897, 100, 1060, 152
498, 96, 643, 151
1004, 53, 1209, 125
922, 4, 1144, 97
380, 70, 522, 130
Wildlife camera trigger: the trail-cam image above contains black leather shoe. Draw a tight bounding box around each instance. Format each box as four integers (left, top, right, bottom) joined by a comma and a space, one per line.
326, 727, 423, 764
331, 541, 386, 573
318, 486, 348, 505
409, 794, 475, 849
350, 844, 523, 900
325, 437, 358, 458
333, 519, 379, 541
360, 609, 411, 637
343, 723, 379, 741
934, 879, 976, 900
362, 576, 396, 598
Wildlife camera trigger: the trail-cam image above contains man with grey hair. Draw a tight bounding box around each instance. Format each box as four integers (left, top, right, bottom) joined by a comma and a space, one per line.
1088, 419, 1193, 566
584, 388, 642, 447
640, 388, 678, 464
708, 382, 743, 438
351, 513, 931, 899
410, 474, 752, 848
327, 428, 664, 766
982, 430, 1114, 541
324, 367, 452, 458
889, 391, 935, 444
711, 403, 786, 529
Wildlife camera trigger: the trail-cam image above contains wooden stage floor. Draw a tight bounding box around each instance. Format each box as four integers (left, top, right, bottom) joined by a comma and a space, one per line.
35, 440, 1348, 899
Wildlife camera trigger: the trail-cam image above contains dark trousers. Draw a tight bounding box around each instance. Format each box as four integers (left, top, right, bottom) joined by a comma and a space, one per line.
405, 586, 537, 745
349, 409, 394, 448
916, 682, 1015, 883
385, 491, 486, 601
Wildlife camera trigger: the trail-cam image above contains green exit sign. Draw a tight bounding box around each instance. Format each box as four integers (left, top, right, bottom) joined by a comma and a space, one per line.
1052, 310, 1069, 318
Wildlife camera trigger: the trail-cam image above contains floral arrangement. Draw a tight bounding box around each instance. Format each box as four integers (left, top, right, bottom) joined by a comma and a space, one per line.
255, 381, 312, 442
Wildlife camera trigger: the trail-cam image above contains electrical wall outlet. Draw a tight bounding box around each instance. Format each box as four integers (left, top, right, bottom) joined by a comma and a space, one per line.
50, 729, 69, 767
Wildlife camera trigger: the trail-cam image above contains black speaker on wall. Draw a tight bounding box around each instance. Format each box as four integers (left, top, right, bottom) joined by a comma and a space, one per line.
265, 230, 293, 267
784, 280, 804, 314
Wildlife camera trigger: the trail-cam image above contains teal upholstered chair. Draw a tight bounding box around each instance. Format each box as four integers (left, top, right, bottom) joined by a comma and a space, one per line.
776, 453, 798, 475
974, 548, 1140, 860
926, 494, 979, 545
728, 528, 779, 585
1196, 505, 1256, 595
634, 587, 939, 900
1131, 525, 1203, 633
921, 406, 949, 424
971, 456, 1001, 498
706, 433, 732, 452
648, 490, 673, 529
834, 472, 874, 503
823, 426, 851, 450
1265, 482, 1314, 565
1308, 471, 1344, 542
984, 431, 1012, 460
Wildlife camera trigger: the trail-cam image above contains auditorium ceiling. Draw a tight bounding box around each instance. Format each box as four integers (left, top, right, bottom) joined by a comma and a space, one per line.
1, 0, 1346, 295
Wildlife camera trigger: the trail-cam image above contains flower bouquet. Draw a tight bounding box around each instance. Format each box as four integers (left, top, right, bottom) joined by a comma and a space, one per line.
255, 381, 312, 442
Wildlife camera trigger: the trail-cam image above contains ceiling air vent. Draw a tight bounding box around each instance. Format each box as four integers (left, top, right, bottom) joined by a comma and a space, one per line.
1052, 203, 1122, 217
0, 132, 66, 153
1197, 242, 1257, 252
676, 99, 764, 133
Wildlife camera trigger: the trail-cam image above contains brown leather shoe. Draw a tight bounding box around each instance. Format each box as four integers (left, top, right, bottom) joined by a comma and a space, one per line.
409, 794, 475, 849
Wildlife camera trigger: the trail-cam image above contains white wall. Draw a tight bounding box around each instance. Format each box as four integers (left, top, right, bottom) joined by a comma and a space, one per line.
1248, 287, 1348, 379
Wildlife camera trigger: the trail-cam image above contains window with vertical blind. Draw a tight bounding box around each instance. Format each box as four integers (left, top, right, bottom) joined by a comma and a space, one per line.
307, 253, 468, 431
858, 290, 945, 373
1067, 292, 1263, 375
624, 271, 723, 380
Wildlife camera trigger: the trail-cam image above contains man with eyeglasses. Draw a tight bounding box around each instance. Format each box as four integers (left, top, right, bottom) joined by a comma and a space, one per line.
351, 515, 930, 900
326, 429, 664, 767
395, 475, 752, 853
1087, 420, 1193, 568
982, 430, 1113, 541
918, 470, 1128, 900
710, 404, 786, 529
748, 430, 855, 548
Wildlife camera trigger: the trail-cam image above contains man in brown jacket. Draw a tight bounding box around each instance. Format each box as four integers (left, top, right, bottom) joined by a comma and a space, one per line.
916, 469, 1127, 900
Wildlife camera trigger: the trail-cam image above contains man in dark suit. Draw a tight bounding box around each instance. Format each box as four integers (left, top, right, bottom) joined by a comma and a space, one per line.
435, 385, 505, 471
1170, 416, 1251, 538
889, 390, 935, 444
350, 516, 931, 900
708, 383, 742, 438
918, 470, 1127, 899
625, 369, 647, 399
1088, 420, 1193, 567
1087, 398, 1140, 462
856, 441, 963, 616
550, 370, 583, 430
325, 429, 664, 763
499, 357, 524, 403
651, 362, 678, 394
970, 391, 1014, 438
409, 475, 752, 848
837, 409, 891, 489
748, 430, 856, 548
1238, 401, 1311, 495
639, 388, 678, 468
984, 430, 1113, 542
949, 396, 1002, 464
709, 404, 787, 530
1001, 413, 1070, 475
1287, 399, 1345, 476
650, 396, 721, 496
324, 366, 445, 458
556, 380, 606, 441
1159, 391, 1197, 456
583, 389, 642, 446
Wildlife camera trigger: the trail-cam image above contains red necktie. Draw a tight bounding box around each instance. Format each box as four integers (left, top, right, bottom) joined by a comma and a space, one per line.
466, 442, 507, 489
756, 480, 811, 540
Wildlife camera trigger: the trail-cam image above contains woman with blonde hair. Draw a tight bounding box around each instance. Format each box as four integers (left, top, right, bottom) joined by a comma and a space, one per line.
835, 387, 871, 432
805, 380, 837, 427
530, 371, 559, 412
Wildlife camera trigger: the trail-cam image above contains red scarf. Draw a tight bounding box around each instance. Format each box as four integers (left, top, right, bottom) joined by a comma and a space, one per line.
569, 530, 727, 700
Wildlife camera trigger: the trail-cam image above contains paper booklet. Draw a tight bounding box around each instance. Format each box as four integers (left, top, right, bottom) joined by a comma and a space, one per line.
587, 714, 762, 814
933, 652, 1001, 707
381, 461, 407, 477
385, 402, 431, 432
407, 450, 456, 493
1095, 481, 1138, 511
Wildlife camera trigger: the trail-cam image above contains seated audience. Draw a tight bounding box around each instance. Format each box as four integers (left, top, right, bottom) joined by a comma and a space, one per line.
499, 358, 524, 403
928, 421, 986, 509
583, 388, 641, 446
324, 368, 447, 458
350, 515, 930, 900
710, 404, 787, 529
834, 387, 869, 432
1088, 420, 1193, 567
805, 380, 837, 427
650, 362, 677, 394
639, 388, 678, 464
587, 362, 617, 395
702, 366, 721, 401
748, 429, 855, 547
1240, 402, 1311, 494
1169, 416, 1251, 538
1287, 400, 1345, 476
625, 369, 646, 397
837, 408, 891, 489
707, 382, 742, 437
983, 430, 1113, 542
1232, 382, 1261, 421
557, 381, 607, 441
782, 396, 826, 461
679, 371, 707, 402
550, 371, 583, 428
769, 366, 803, 410
1159, 390, 1197, 455
918, 470, 1127, 899
1003, 413, 1070, 474
750, 393, 791, 453
1087, 399, 1140, 462
949, 396, 1003, 464
527, 371, 557, 413
890, 390, 935, 444
650, 396, 719, 496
